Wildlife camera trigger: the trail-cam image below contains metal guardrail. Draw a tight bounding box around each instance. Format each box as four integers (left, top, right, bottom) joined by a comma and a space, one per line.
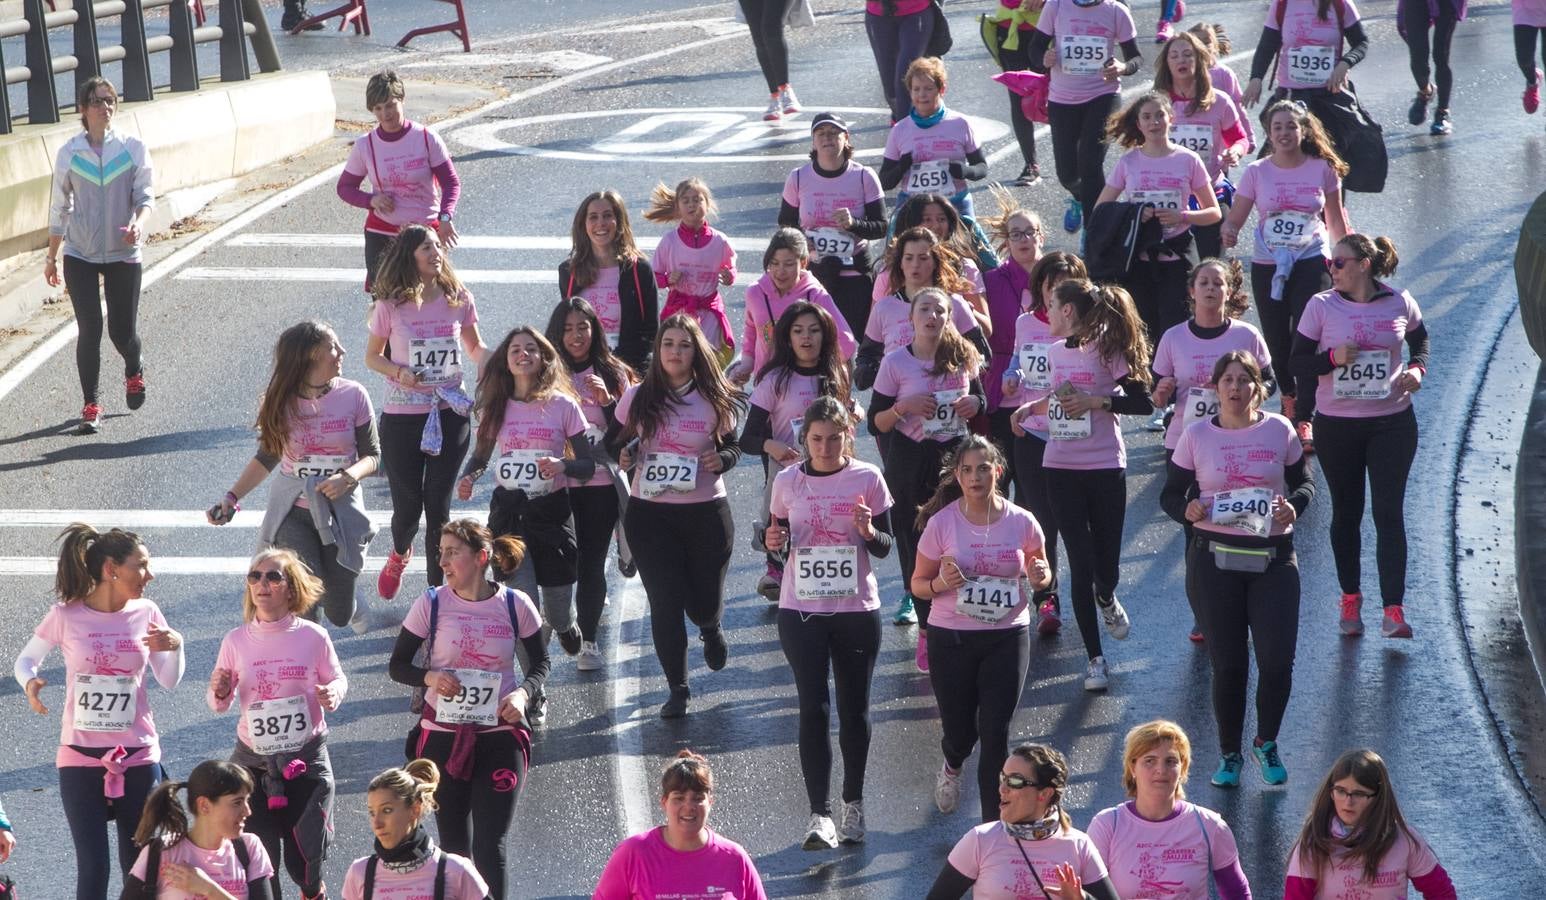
0, 0, 281, 135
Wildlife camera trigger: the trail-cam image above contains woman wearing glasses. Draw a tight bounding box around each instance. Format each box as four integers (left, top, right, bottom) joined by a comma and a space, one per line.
208, 549, 347, 900
979, 196, 1044, 491
926, 743, 1119, 900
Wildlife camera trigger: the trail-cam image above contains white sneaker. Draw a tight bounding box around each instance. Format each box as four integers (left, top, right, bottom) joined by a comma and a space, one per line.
1084, 655, 1110, 691
1098, 595, 1131, 640
577, 641, 604, 672
934, 762, 961, 814
838, 800, 866, 844
349, 597, 371, 635
763, 95, 783, 121
1145, 407, 1169, 432
801, 813, 839, 850
780, 84, 801, 114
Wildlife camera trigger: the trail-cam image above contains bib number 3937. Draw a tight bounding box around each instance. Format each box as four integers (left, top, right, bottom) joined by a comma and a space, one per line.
244, 694, 311, 755
435, 669, 502, 726
906, 159, 953, 193
1047, 394, 1091, 441
1333, 350, 1394, 400
957, 575, 1021, 625
1211, 487, 1274, 537
73, 673, 136, 732
1060, 34, 1107, 75
496, 449, 554, 496
793, 545, 859, 602
640, 452, 698, 498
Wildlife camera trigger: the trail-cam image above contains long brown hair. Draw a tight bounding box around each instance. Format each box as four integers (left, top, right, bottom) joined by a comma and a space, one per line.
133, 760, 252, 849
1153, 32, 1217, 115
567, 190, 645, 290
884, 227, 972, 299
894, 194, 979, 267
1055, 280, 1153, 388
624, 314, 744, 444
473, 326, 579, 446
1106, 91, 1174, 149
545, 296, 637, 399
255, 321, 336, 460
757, 302, 851, 406
911, 287, 981, 377
54, 523, 142, 602
915, 434, 1006, 530
370, 224, 468, 307
1293, 750, 1419, 884
1260, 101, 1350, 177
1025, 251, 1088, 313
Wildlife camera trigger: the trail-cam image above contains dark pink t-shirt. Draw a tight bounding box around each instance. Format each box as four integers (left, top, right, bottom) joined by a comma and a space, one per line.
593, 828, 767, 900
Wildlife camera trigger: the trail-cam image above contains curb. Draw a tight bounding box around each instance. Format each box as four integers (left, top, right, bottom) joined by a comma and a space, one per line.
1515, 362, 1546, 694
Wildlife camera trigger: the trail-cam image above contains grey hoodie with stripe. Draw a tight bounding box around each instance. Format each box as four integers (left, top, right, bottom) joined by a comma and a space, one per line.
48, 129, 154, 264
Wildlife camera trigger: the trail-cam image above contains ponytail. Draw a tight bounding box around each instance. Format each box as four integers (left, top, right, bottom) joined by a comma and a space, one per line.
54, 523, 141, 603
914, 435, 1006, 531
491, 535, 526, 578
134, 761, 252, 848
1338, 233, 1400, 279
369, 758, 441, 814
1057, 280, 1153, 388
439, 518, 527, 581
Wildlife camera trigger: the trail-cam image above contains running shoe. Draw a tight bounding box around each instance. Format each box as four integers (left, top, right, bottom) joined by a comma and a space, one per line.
76, 402, 102, 435
618, 554, 637, 578
1211, 753, 1243, 788
1189, 623, 1204, 643
1172, 0, 1185, 20
1097, 595, 1131, 640
660, 685, 690, 719
1252, 739, 1287, 785
1083, 655, 1109, 692
577, 641, 604, 672
802, 814, 839, 850
757, 563, 782, 603
526, 692, 547, 728
349, 596, 371, 635
1430, 109, 1452, 135
763, 94, 783, 121
1013, 163, 1042, 187
377, 547, 411, 600
780, 84, 802, 115
280, 4, 324, 30
558, 626, 583, 657
1527, 71, 1542, 114
893, 594, 918, 625
934, 763, 962, 814
702, 628, 729, 671
1062, 196, 1082, 233
1339, 592, 1364, 636
1280, 393, 1296, 421
838, 800, 866, 844
1155, 19, 1174, 43
916, 632, 930, 673
125, 372, 146, 411
1407, 84, 1434, 126
1146, 407, 1169, 432
1296, 419, 1315, 455
1381, 605, 1414, 638
1036, 595, 1062, 636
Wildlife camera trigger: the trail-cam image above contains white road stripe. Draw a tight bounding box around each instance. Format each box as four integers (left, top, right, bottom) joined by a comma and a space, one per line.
0, 555, 401, 575
175, 267, 560, 284
225, 233, 769, 252
0, 508, 487, 528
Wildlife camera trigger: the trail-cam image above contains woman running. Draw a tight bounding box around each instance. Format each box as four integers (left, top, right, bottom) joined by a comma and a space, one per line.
762, 396, 893, 850
646, 179, 739, 368
1155, 32, 1250, 261
1010, 280, 1152, 692
779, 112, 889, 337
740, 0, 801, 120
865, 0, 938, 124
46, 76, 153, 435
387, 519, 549, 900
1518, 0, 1546, 114
14, 525, 182, 900
728, 228, 856, 387
547, 297, 640, 670
877, 193, 998, 309
344, 760, 488, 899
1285, 750, 1457, 898
926, 743, 1119, 900
1190, 22, 1257, 153
208, 549, 346, 900
1161, 351, 1310, 787
1222, 99, 1346, 452
1087, 721, 1252, 899
1398, 0, 1465, 134
208, 321, 379, 632
613, 315, 744, 718
595, 751, 768, 899
912, 436, 1053, 821
979, 195, 1044, 482
1024, 0, 1143, 234
366, 225, 489, 601
1291, 234, 1428, 639
124, 761, 276, 899
336, 71, 460, 291
558, 190, 660, 372
879, 57, 989, 220
987, 0, 1046, 186
868, 288, 986, 672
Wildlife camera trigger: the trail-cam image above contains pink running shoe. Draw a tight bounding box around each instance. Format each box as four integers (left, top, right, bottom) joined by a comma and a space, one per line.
378, 547, 412, 600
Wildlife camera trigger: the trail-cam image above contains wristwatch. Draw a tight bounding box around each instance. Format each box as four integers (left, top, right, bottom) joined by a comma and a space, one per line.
437, 213, 452, 224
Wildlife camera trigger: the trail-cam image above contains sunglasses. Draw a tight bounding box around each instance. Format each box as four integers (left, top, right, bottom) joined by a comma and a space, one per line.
998, 772, 1043, 790
1326, 257, 1361, 271
246, 570, 287, 585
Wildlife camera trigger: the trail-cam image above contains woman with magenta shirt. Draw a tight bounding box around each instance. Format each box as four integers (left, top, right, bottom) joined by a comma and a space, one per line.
1291, 234, 1428, 640
208, 549, 346, 900
559, 190, 659, 373
13, 524, 184, 900
879, 58, 989, 221
1088, 721, 1252, 899
978, 197, 1043, 489
911, 436, 1052, 822
344, 760, 488, 899
1162, 351, 1310, 787
336, 72, 460, 291
727, 229, 856, 388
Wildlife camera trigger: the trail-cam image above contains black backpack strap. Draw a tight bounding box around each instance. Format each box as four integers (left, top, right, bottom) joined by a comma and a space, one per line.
434, 851, 448, 900
362, 854, 378, 900
232, 835, 250, 876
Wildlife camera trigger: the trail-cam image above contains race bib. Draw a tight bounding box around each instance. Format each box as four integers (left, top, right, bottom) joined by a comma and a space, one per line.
1129, 189, 1183, 211
1060, 34, 1107, 76
639, 451, 698, 498
1261, 210, 1315, 251
495, 448, 554, 496
1018, 343, 1053, 393
923, 390, 967, 438
408, 335, 462, 383
806, 227, 856, 260
1170, 123, 1213, 156
1180, 386, 1219, 431
793, 545, 859, 602
435, 668, 501, 726
1211, 487, 1274, 537
1285, 44, 1336, 87
244, 694, 311, 755
72, 673, 136, 732
956, 575, 1021, 625
1333, 350, 1394, 400
292, 453, 351, 480
1047, 394, 1091, 441
906, 158, 953, 194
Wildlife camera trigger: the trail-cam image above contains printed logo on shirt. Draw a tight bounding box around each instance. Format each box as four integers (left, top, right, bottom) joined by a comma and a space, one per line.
91, 639, 136, 675
453, 622, 508, 670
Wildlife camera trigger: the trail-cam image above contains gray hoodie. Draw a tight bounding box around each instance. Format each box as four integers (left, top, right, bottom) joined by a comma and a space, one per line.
48, 129, 154, 264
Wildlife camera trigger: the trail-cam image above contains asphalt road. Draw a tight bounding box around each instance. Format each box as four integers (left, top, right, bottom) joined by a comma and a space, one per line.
2, 0, 1545, 897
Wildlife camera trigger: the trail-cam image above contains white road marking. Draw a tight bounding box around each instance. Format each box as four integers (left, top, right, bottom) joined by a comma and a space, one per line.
0, 508, 485, 528
224, 233, 770, 252
609, 576, 653, 836
397, 50, 613, 72
175, 267, 560, 284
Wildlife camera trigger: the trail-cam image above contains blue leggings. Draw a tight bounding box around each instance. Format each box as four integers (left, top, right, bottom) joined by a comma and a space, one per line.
865, 10, 933, 122
60, 761, 162, 900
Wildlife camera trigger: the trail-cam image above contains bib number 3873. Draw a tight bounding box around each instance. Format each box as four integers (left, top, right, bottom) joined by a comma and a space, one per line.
957, 575, 1021, 625
1333, 350, 1394, 400
793, 545, 859, 602
435, 669, 502, 726
640, 452, 698, 498
1211, 487, 1273, 537
73, 673, 136, 732
244, 694, 311, 755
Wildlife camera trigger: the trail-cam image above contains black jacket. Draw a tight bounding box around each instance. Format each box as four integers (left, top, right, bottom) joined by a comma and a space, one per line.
557, 257, 659, 373
1085, 201, 1163, 283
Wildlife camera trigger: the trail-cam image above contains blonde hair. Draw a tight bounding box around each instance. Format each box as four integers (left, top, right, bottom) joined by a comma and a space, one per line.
242, 548, 323, 622
369, 758, 441, 815
978, 184, 1044, 256
644, 178, 717, 224
1121, 720, 1193, 799
904, 56, 947, 91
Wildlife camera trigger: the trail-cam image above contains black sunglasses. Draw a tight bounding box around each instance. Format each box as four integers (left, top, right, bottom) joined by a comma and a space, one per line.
998, 772, 1043, 790
246, 570, 286, 585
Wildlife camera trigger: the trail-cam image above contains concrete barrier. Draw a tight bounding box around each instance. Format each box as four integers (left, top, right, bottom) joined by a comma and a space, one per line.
0, 68, 335, 261
1516, 364, 1546, 693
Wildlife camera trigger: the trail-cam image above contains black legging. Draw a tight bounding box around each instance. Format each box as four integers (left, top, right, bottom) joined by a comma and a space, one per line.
569, 483, 618, 642
379, 408, 470, 586
1046, 94, 1120, 227
244, 757, 333, 897
1193, 219, 1224, 262
1123, 252, 1194, 349
1011, 433, 1061, 599
866, 9, 934, 122
1188, 535, 1299, 754
1251, 258, 1329, 419
926, 624, 1031, 822
1516, 25, 1546, 83
63, 255, 142, 406
624, 497, 734, 690
738, 0, 790, 93
818, 272, 876, 343
59, 759, 161, 900
883, 434, 955, 628
997, 34, 1039, 171
1402, 0, 1459, 109
416, 727, 529, 900
1045, 467, 1126, 660
777, 608, 882, 815
1313, 407, 1418, 605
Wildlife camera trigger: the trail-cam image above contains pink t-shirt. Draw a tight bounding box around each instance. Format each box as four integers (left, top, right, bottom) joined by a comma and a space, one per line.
946, 821, 1109, 900
401, 584, 542, 728
770, 460, 894, 614
1517, 0, 1546, 27
872, 348, 974, 444
616, 383, 732, 504
1036, 0, 1137, 105
343, 122, 451, 233
583, 266, 623, 346
208, 615, 345, 750
651, 226, 737, 348
1042, 341, 1132, 471
750, 369, 827, 452
1151, 319, 1273, 449
739, 271, 857, 378
129, 834, 274, 899
1172, 412, 1302, 537
864, 291, 979, 356
1002, 308, 1058, 436
916, 500, 1046, 631
1236, 156, 1341, 265
873, 260, 987, 302
781, 162, 885, 261
35, 598, 170, 757
1169, 92, 1249, 182
866, 0, 929, 14
1268, 0, 1362, 91
367, 289, 479, 415
493, 394, 588, 488
279, 378, 373, 510
1105, 146, 1213, 240
1209, 66, 1255, 151
884, 113, 981, 197
1284, 825, 1442, 900
1087, 802, 1241, 900
593, 827, 768, 900
1297, 286, 1424, 419
571, 365, 620, 490
342, 851, 488, 900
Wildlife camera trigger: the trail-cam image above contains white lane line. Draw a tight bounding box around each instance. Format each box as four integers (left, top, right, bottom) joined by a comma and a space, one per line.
0, 555, 401, 575
609, 575, 653, 837
175, 267, 561, 284
0, 508, 485, 528
224, 233, 770, 252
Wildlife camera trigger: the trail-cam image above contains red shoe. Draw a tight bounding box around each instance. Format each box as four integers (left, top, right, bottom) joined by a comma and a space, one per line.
1172, 0, 1185, 21
378, 547, 412, 600
1339, 592, 1364, 636
1280, 394, 1296, 421
1528, 70, 1542, 115
1036, 596, 1062, 636
1381, 605, 1414, 638
76, 402, 103, 435
1296, 419, 1315, 455
125, 372, 146, 410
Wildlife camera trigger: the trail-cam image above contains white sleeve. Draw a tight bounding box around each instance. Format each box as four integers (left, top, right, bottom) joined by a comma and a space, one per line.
14, 635, 54, 689
149, 645, 185, 690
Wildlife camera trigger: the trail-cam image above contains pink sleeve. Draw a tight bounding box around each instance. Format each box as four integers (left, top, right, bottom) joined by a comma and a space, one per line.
869, 469, 895, 515
884, 123, 904, 160
368, 301, 393, 339
129, 843, 153, 881
242, 834, 276, 882
742, 852, 769, 900
1113, 3, 1136, 41
951, 296, 978, 335
402, 591, 432, 639
720, 235, 738, 282
1172, 424, 1198, 470
864, 305, 886, 343
1296, 297, 1325, 341
450, 856, 490, 896
781, 170, 801, 207
1105, 153, 1130, 190
1285, 420, 1304, 465
1152, 333, 1175, 377
343, 135, 370, 178
34, 604, 63, 645
341, 860, 366, 900
1340, 0, 1362, 25
749, 376, 777, 415
356, 384, 375, 426
1253, 328, 1273, 369
769, 470, 791, 520
459, 293, 479, 327
1236, 163, 1260, 201
1035, 0, 1057, 35
616, 386, 637, 429
1283, 876, 1318, 900
592, 841, 634, 900
148, 600, 169, 631
426, 128, 451, 168
1021, 513, 1046, 558
741, 283, 762, 354
1321, 160, 1341, 194
1405, 292, 1424, 329
336, 169, 373, 210
1411, 864, 1456, 900
1109, 353, 1131, 382
945, 828, 982, 880
862, 166, 884, 203
962, 117, 981, 155
1219, 98, 1250, 150
916, 513, 947, 562
318, 631, 347, 694
563, 398, 588, 438
651, 238, 671, 285
207, 634, 236, 711
1078, 834, 1109, 883
873, 356, 901, 397
1084, 809, 1115, 863
815, 290, 857, 358
1190, 154, 1212, 195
